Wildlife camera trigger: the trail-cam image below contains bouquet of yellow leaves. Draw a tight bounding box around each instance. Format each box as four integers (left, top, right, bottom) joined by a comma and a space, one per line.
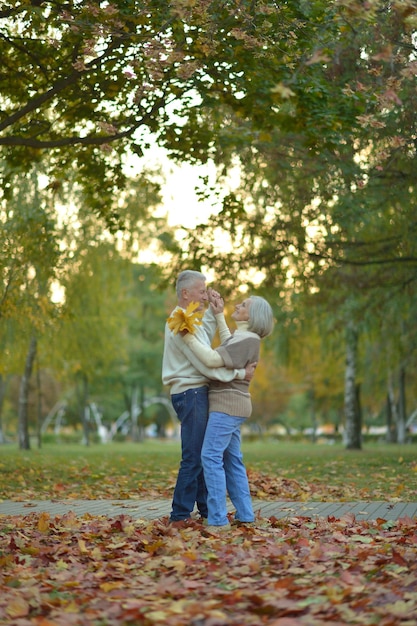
167, 302, 203, 335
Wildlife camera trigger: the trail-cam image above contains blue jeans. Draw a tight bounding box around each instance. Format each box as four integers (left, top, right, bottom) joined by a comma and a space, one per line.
201, 411, 254, 526
170, 387, 209, 521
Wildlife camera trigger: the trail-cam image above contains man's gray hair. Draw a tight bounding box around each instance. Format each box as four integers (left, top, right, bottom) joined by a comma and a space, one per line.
247, 296, 275, 338
176, 270, 206, 298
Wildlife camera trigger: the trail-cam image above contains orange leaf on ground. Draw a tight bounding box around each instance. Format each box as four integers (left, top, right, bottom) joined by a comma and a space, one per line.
6, 597, 30, 618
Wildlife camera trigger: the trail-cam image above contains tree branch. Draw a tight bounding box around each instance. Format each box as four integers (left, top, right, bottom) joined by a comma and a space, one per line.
0, 40, 119, 133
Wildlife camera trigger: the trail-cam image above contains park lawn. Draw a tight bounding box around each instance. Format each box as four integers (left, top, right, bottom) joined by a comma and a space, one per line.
0, 439, 416, 502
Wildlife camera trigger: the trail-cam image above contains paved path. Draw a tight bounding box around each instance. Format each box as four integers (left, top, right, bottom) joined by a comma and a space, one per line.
1, 499, 416, 521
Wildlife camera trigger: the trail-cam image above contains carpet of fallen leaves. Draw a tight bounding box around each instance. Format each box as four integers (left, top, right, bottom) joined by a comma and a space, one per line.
3, 467, 417, 503
246, 470, 412, 502
1, 511, 416, 626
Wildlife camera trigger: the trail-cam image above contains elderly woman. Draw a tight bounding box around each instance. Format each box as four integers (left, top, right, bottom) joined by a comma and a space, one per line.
180, 294, 274, 530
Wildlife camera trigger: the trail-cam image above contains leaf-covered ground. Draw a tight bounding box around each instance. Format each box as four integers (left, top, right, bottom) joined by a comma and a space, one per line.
247, 469, 415, 502
1, 441, 417, 502
1, 511, 416, 625
1, 444, 416, 624
2, 468, 415, 504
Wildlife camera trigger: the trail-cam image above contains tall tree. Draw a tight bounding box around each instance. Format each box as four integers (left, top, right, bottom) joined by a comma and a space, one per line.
58, 242, 131, 442
122, 263, 168, 441
165, 2, 417, 446
173, 1, 417, 290
0, 374, 7, 443
0, 166, 61, 448
344, 320, 361, 450
18, 335, 37, 449
0, 0, 290, 225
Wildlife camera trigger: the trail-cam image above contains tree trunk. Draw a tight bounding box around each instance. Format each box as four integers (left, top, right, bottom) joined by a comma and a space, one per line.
355, 382, 362, 439
397, 366, 406, 444
131, 384, 140, 442
387, 375, 398, 443
309, 387, 317, 443
0, 374, 6, 444
139, 380, 145, 442
386, 393, 395, 443
78, 373, 90, 446
344, 322, 361, 449
36, 355, 43, 449
18, 335, 37, 450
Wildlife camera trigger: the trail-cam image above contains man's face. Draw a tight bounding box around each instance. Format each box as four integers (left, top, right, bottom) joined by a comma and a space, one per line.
185, 280, 208, 311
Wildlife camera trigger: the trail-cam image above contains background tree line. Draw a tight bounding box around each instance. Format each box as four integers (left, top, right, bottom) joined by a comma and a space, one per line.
1, 0, 417, 448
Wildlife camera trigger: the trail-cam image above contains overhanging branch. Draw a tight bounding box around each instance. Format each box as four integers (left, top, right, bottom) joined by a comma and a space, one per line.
0, 40, 119, 133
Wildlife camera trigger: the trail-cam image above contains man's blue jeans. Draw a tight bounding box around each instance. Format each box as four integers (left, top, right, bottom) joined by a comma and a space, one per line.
170, 387, 209, 521
201, 411, 254, 526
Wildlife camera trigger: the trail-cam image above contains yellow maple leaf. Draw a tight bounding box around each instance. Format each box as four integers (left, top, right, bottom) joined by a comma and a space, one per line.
167, 302, 203, 335
78, 538, 89, 553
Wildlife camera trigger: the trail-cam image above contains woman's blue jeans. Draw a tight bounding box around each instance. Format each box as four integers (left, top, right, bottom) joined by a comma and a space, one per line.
170, 387, 209, 521
201, 411, 254, 526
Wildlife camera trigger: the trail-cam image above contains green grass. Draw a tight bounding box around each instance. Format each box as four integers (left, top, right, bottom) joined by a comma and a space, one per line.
0, 439, 416, 501
242, 439, 417, 500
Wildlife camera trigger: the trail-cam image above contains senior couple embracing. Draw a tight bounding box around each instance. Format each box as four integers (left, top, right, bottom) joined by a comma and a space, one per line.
162, 270, 274, 531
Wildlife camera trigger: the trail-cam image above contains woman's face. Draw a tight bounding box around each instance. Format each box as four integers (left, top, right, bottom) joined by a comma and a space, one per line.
231, 298, 251, 322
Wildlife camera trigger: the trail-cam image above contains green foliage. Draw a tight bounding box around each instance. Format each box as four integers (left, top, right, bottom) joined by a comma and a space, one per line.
0, 160, 171, 437
155, 1, 417, 434
54, 246, 170, 427
2, 0, 417, 445
61, 268, 126, 386
0, 167, 60, 325
169, 1, 417, 296
0, 0, 309, 224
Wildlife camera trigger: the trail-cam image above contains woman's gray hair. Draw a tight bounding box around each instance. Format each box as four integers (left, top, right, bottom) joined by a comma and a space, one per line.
247, 296, 275, 338
176, 270, 206, 298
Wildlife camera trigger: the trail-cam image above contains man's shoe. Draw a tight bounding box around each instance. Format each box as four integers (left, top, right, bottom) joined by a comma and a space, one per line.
169, 518, 194, 528
231, 520, 255, 527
